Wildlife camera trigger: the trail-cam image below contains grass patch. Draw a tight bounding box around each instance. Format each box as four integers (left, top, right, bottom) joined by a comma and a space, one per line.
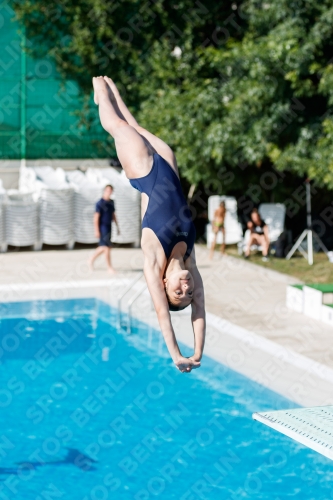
208, 244, 333, 283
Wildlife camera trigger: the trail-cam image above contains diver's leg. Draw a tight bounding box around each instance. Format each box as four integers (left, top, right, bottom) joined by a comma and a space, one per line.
103, 76, 139, 128
135, 125, 179, 176
103, 76, 178, 175
93, 77, 153, 179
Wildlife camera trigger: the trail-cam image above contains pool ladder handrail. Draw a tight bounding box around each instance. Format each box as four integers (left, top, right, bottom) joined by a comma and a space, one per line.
116, 272, 144, 331
127, 282, 148, 334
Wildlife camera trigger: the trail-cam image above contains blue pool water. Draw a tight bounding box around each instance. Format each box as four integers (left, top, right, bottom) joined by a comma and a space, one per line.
0, 298, 332, 500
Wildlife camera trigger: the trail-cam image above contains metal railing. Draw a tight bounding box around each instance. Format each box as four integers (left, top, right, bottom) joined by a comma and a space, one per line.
127, 283, 149, 334
116, 272, 144, 331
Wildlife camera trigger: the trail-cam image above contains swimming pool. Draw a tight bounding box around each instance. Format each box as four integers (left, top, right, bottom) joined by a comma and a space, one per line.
0, 297, 332, 500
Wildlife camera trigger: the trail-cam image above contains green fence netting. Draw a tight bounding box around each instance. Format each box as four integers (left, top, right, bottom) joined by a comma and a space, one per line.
0, 3, 115, 160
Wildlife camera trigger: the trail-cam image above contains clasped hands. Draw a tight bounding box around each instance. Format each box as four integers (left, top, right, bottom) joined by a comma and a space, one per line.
174, 355, 201, 373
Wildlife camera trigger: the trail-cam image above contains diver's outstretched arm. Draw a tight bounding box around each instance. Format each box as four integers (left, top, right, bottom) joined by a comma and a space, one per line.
143, 257, 200, 373
186, 251, 206, 361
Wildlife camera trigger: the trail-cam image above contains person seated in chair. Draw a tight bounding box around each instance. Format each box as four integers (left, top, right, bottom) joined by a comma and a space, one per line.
244, 208, 270, 262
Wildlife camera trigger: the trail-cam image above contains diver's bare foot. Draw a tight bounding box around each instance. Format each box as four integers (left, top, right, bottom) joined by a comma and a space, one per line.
103, 76, 119, 96
107, 267, 116, 275
92, 76, 108, 105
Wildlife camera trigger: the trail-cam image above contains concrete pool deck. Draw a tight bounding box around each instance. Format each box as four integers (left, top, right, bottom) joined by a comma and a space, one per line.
1, 245, 333, 408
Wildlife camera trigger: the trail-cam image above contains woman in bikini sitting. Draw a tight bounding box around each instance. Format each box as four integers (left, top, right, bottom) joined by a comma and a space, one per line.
244, 208, 270, 262
210, 201, 226, 259
92, 76, 205, 373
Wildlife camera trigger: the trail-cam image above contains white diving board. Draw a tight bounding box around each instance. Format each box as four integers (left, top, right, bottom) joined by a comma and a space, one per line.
253, 406, 333, 460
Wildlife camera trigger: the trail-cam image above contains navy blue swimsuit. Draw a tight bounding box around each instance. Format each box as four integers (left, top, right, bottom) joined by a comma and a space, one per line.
130, 153, 196, 260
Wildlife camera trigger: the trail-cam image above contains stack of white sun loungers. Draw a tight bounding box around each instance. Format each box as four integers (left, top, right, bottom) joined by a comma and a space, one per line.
65, 170, 102, 244
0, 181, 6, 252
0, 165, 141, 252
206, 195, 243, 248
19, 166, 74, 249
86, 167, 141, 247
3, 190, 39, 251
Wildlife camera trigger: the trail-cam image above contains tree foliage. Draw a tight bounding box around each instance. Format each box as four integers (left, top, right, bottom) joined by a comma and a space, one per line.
12, 0, 333, 189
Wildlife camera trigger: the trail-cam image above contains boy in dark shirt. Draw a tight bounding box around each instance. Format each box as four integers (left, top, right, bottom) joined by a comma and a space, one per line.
89, 184, 120, 273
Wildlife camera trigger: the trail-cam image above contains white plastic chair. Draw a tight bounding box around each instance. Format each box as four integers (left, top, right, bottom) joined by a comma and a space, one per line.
238, 203, 286, 254
206, 195, 243, 248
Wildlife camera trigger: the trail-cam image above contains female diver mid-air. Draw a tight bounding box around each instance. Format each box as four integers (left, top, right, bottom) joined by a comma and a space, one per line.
93, 76, 206, 373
